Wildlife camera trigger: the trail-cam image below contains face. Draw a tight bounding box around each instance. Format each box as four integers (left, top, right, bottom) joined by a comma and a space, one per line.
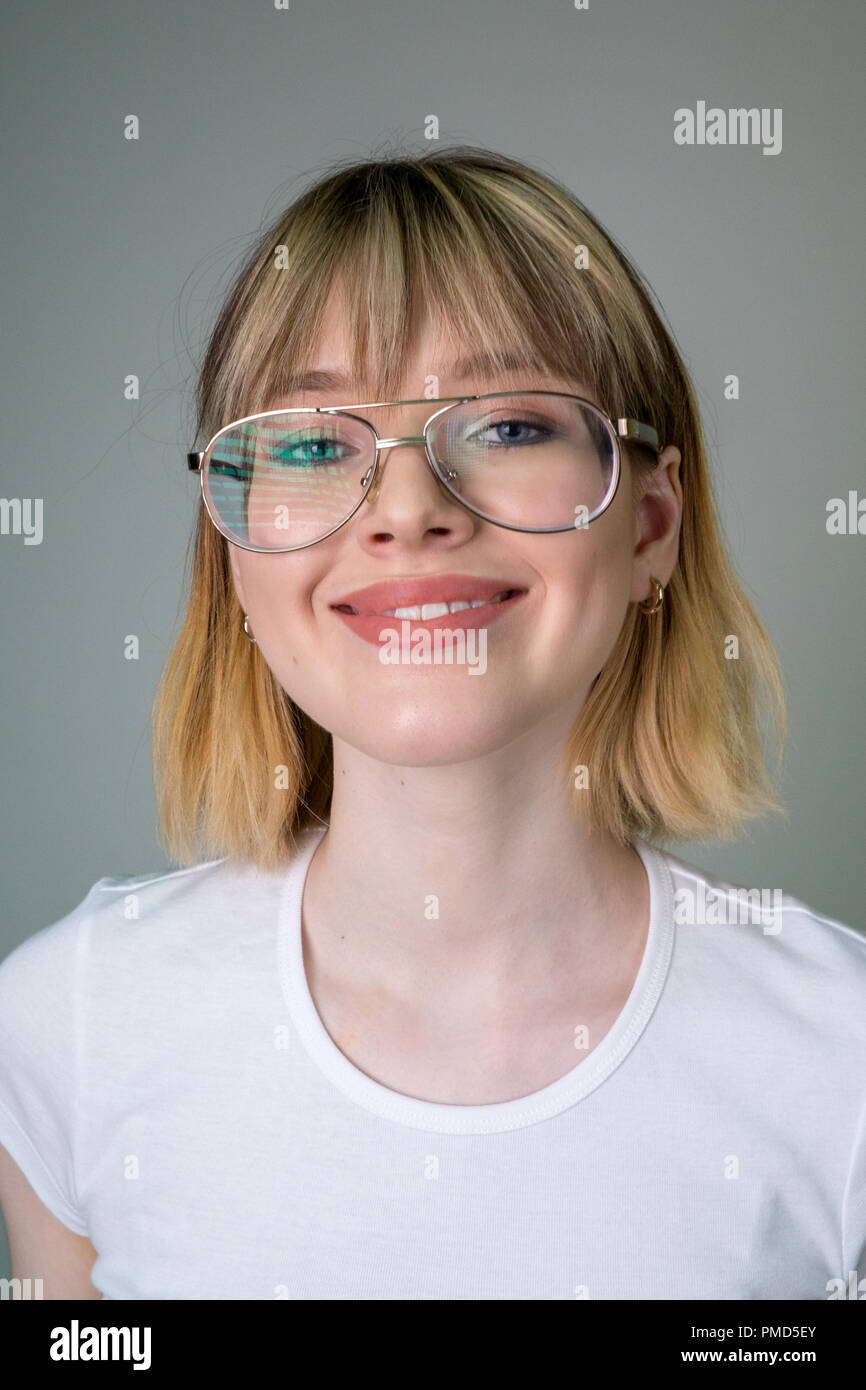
227, 294, 682, 766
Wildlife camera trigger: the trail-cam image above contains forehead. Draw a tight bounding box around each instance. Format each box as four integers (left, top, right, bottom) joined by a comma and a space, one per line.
273, 296, 593, 404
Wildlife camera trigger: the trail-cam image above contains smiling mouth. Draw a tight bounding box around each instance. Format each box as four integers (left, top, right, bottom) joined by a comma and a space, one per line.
332, 588, 525, 621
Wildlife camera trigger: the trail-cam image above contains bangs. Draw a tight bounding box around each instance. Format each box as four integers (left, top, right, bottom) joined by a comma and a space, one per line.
198, 154, 641, 440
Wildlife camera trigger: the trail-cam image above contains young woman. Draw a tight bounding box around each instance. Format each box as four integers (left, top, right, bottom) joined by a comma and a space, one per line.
1, 146, 864, 1301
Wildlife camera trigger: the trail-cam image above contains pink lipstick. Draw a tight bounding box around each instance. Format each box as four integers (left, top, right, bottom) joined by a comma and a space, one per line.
329, 573, 527, 647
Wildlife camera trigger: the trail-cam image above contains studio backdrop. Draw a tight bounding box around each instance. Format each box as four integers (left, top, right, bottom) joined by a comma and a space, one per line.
1, 0, 864, 1282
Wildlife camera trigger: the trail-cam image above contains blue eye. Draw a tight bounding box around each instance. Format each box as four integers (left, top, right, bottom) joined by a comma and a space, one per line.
471, 417, 553, 448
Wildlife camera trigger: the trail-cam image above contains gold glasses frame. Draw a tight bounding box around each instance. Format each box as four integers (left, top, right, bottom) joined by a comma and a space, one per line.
186, 390, 662, 554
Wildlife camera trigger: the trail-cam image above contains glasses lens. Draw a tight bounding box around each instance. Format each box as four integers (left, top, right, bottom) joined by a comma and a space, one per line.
203, 411, 375, 549
427, 393, 617, 529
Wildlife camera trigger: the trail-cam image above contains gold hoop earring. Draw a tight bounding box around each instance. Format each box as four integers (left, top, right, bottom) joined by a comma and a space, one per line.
243, 614, 257, 643
639, 577, 664, 615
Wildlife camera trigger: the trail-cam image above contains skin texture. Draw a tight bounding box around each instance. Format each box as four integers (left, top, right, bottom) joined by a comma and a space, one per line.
0, 1144, 101, 1298
0, 297, 682, 1293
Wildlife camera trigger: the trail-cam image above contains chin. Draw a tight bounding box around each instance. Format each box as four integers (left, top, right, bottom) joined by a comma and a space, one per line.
330, 706, 522, 768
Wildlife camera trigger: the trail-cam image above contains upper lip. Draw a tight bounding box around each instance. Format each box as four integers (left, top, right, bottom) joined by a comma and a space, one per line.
330, 574, 527, 615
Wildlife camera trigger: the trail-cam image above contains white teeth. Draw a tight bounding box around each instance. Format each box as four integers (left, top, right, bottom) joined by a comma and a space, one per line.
380, 592, 514, 619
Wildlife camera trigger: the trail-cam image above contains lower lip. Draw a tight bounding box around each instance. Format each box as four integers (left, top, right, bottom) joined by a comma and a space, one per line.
329, 592, 526, 646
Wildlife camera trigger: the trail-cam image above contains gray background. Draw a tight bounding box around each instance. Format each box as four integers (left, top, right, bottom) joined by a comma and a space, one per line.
1, 0, 864, 1279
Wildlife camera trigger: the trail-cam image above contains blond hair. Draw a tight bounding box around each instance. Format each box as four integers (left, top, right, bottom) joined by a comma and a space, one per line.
153, 145, 786, 870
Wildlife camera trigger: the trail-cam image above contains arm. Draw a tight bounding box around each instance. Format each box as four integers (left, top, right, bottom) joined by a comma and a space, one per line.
0, 1143, 102, 1299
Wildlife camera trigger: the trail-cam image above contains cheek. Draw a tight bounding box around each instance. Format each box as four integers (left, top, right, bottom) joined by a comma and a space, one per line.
528, 512, 635, 681
234, 552, 373, 737
584, 544, 635, 665
233, 554, 319, 670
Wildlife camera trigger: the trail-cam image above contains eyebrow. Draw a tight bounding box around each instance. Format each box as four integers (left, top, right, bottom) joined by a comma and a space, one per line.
282, 350, 547, 396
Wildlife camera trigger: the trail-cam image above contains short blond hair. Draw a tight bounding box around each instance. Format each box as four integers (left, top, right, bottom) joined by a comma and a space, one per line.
153, 145, 786, 870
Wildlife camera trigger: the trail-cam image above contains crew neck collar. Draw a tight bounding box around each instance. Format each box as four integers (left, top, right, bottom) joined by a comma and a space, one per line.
277, 826, 675, 1134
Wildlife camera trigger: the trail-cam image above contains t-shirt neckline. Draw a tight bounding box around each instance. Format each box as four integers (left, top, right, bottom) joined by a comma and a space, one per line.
277, 826, 675, 1134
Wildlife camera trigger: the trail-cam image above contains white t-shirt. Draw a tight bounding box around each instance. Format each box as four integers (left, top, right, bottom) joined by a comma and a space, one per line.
1, 824, 864, 1301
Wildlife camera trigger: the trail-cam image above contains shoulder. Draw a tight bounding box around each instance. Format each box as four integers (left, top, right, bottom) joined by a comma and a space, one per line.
0, 827, 326, 1009
0, 855, 283, 1004
650, 842, 866, 1036
660, 843, 865, 955
0, 878, 102, 1011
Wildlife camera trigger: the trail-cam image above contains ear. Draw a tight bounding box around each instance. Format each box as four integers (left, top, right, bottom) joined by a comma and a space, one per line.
630, 445, 683, 604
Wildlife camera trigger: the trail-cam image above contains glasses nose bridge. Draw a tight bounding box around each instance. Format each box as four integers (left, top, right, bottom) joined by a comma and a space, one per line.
366, 432, 432, 484
363, 431, 455, 501
374, 433, 428, 451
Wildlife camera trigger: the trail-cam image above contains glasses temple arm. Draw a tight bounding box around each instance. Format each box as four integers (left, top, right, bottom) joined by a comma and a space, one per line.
617, 419, 662, 454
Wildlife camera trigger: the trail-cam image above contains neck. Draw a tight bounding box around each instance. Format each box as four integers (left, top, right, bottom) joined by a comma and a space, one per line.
300, 709, 650, 1015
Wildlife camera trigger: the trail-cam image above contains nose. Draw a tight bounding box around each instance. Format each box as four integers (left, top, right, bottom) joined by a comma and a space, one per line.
356, 436, 470, 544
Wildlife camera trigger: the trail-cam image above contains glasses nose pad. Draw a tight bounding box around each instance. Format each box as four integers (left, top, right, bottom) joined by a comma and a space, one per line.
360, 457, 386, 505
